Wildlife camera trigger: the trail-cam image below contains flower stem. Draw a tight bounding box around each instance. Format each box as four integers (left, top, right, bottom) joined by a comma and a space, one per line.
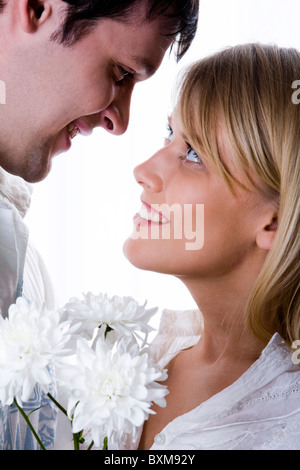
14, 399, 46, 450
47, 392, 68, 416
87, 440, 94, 450
47, 393, 82, 450
73, 432, 80, 450
103, 436, 108, 450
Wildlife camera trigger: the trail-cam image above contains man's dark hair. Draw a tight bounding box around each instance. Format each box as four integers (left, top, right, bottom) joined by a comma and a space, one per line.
55, 0, 199, 62
0, 0, 198, 61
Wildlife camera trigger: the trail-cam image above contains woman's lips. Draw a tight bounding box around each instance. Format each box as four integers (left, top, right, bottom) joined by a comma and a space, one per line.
134, 201, 170, 226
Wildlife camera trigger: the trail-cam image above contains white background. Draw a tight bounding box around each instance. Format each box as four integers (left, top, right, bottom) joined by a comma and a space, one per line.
25, 0, 300, 327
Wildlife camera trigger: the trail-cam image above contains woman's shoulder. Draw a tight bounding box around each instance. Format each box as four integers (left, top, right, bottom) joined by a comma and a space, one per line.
148, 308, 203, 368
148, 331, 300, 450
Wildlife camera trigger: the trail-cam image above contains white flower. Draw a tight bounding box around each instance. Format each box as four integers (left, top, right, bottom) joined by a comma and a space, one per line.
63, 335, 168, 448
0, 297, 70, 406
61, 292, 157, 345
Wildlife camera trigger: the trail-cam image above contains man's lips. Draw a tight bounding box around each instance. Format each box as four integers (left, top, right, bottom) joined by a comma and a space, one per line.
134, 201, 170, 224
67, 122, 79, 139
67, 119, 94, 140
53, 119, 95, 156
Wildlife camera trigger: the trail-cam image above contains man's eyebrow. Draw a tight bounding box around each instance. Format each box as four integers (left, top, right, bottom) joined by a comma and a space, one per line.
131, 55, 156, 77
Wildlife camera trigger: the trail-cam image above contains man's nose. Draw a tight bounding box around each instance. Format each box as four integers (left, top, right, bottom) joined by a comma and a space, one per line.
99, 86, 133, 135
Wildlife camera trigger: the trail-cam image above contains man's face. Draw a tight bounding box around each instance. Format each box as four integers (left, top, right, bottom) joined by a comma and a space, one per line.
0, 3, 172, 182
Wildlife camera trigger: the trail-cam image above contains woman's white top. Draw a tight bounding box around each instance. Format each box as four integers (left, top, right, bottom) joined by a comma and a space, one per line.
142, 309, 300, 450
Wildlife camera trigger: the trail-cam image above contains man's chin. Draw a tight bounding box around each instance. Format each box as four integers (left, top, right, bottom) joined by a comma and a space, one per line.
52, 127, 72, 156
0, 160, 48, 183
21, 152, 53, 183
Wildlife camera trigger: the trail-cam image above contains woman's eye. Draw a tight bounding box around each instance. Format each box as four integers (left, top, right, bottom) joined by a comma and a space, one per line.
164, 125, 174, 144
186, 146, 202, 165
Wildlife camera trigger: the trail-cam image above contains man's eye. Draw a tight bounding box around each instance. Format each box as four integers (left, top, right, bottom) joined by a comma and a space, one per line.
115, 67, 134, 82
186, 146, 202, 165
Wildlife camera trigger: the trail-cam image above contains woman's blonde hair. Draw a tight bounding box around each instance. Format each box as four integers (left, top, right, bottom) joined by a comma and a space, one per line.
179, 43, 300, 345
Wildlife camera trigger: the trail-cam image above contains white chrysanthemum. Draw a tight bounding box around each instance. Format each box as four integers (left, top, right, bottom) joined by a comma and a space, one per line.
61, 292, 157, 345
0, 298, 70, 406
64, 336, 168, 448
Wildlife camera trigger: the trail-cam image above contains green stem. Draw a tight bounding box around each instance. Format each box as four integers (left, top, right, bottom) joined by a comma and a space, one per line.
47, 393, 81, 450
73, 433, 80, 450
47, 392, 68, 417
87, 440, 94, 451
103, 436, 108, 450
14, 398, 46, 451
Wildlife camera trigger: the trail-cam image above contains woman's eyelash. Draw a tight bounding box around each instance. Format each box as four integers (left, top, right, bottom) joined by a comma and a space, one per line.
165, 124, 174, 141
164, 123, 203, 166
185, 143, 203, 165
166, 124, 173, 134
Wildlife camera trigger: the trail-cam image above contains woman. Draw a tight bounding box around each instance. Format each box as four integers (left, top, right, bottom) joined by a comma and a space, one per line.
124, 43, 300, 450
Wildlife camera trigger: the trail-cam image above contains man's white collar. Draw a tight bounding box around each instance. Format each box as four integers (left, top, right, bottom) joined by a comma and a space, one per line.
0, 166, 32, 218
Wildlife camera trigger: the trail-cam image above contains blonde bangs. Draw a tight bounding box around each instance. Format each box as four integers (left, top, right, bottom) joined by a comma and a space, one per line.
178, 57, 236, 190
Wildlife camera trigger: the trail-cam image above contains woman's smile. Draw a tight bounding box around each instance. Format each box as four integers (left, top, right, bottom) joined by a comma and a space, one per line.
134, 201, 170, 226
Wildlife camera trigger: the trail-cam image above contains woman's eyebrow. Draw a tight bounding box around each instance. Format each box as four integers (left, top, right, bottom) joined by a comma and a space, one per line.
168, 114, 188, 141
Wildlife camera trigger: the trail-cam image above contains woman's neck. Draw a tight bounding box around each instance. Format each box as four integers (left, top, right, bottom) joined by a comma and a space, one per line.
177, 256, 268, 363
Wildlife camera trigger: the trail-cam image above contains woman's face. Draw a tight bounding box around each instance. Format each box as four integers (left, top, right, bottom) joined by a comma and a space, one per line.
123, 107, 270, 280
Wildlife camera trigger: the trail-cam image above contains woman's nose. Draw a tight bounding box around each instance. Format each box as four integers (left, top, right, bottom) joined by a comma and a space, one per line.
133, 154, 164, 193
100, 86, 133, 135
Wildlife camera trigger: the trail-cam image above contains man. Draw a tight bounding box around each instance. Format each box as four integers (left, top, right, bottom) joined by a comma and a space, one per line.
0, 0, 198, 182
0, 0, 199, 449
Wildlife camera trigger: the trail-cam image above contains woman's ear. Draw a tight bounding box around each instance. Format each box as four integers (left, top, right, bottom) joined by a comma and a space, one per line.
17, 0, 52, 33
256, 215, 278, 251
